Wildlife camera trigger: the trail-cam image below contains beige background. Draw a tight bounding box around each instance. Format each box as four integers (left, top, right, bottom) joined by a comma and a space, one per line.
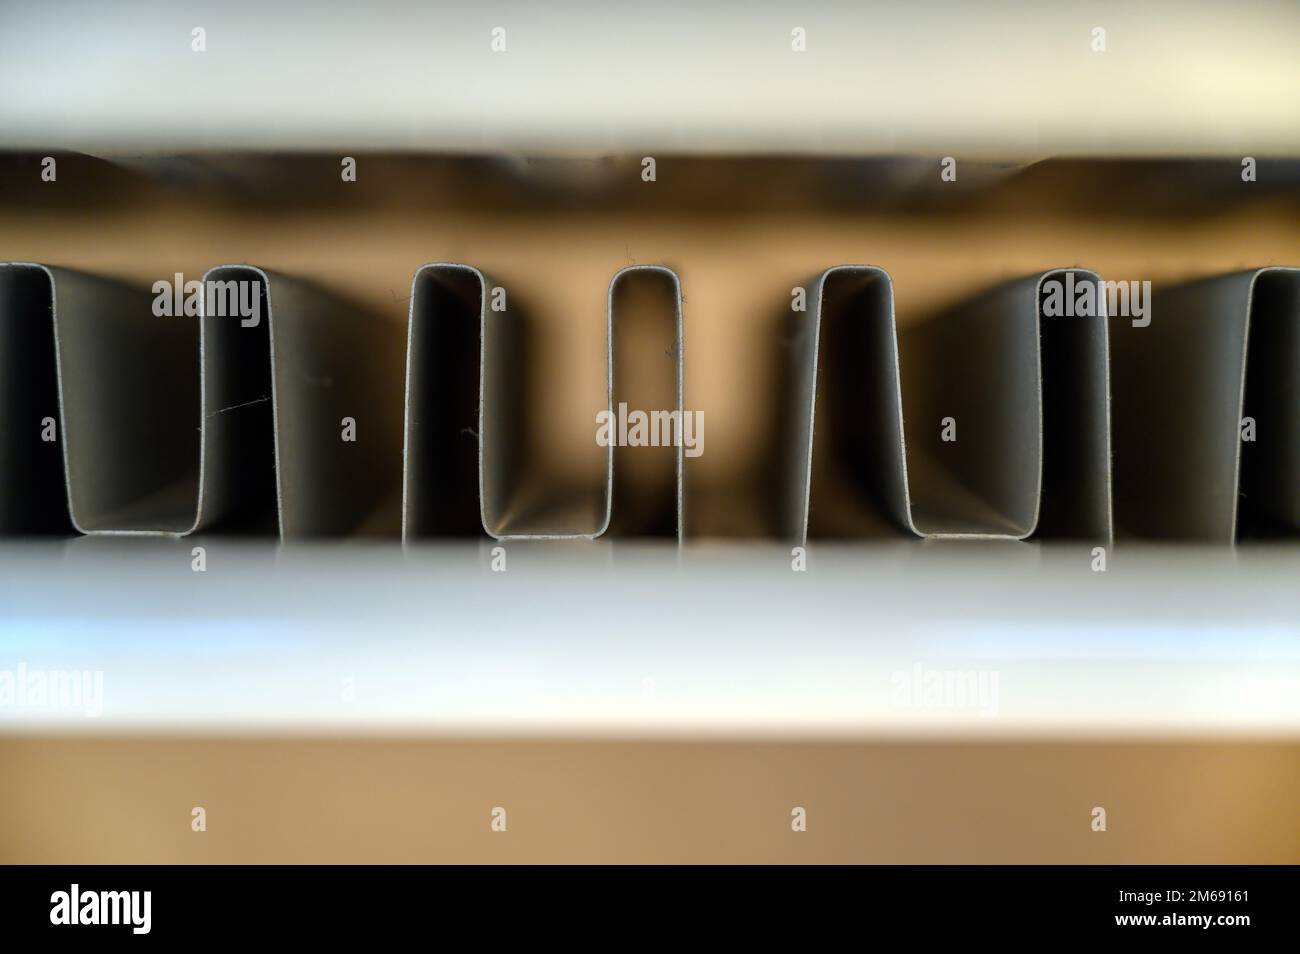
1, 737, 1296, 863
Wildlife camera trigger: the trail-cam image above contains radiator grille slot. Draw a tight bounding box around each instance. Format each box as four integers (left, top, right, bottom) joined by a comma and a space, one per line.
2, 261, 1294, 545
0, 156, 1296, 546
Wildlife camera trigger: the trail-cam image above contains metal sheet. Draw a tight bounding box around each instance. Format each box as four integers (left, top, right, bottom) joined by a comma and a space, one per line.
401, 264, 485, 540
403, 263, 685, 542
1033, 269, 1113, 541
791, 266, 1112, 543
3, 264, 202, 535
0, 263, 401, 538
607, 265, 685, 541
0, 264, 72, 534
1112, 267, 1299, 542
1241, 268, 1300, 536
195, 265, 277, 535
785, 265, 907, 542
202, 266, 404, 539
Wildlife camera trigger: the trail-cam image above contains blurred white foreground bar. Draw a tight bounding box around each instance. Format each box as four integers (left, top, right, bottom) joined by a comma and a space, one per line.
1, 0, 1297, 157
0, 542, 1296, 737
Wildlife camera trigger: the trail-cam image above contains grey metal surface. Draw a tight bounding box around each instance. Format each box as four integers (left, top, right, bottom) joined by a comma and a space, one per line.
1242, 269, 1300, 535
202, 266, 404, 539
607, 265, 686, 541
790, 266, 1113, 544
6, 259, 1291, 545
1111, 267, 1299, 542
1031, 269, 1114, 541
401, 264, 485, 539
194, 265, 276, 535
0, 263, 400, 539
784, 265, 907, 541
901, 275, 1044, 537
0, 264, 201, 535
0, 264, 71, 534
403, 263, 684, 542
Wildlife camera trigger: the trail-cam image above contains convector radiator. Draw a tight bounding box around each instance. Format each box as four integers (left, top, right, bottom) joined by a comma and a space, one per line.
0, 0, 1297, 868
2, 252, 1297, 544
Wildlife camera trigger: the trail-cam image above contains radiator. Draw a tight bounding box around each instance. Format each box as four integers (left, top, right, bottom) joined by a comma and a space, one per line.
0, 1, 1297, 867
